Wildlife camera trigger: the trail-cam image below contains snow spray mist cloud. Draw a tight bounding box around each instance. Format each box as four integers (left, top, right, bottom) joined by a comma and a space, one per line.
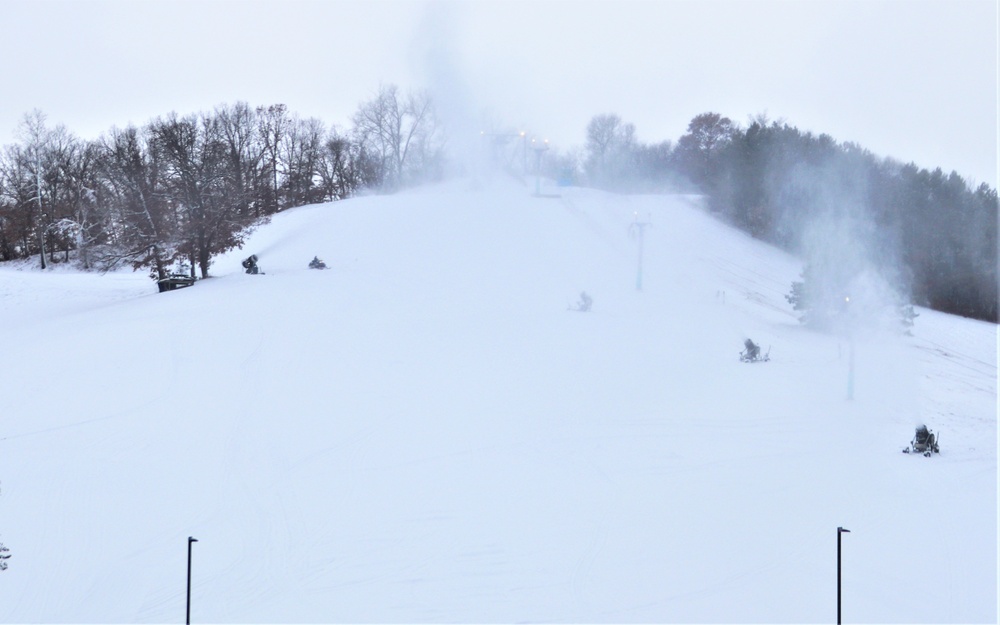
409, 3, 546, 182
409, 2, 490, 179
781, 153, 909, 337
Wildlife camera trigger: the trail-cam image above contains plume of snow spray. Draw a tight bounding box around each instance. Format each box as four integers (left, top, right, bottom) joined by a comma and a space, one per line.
409, 3, 491, 181
784, 157, 910, 339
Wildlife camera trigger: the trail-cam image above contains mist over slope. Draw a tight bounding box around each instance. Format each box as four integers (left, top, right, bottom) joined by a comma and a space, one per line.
0, 176, 995, 623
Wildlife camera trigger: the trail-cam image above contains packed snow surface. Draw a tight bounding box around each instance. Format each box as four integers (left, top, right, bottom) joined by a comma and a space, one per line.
0, 177, 995, 623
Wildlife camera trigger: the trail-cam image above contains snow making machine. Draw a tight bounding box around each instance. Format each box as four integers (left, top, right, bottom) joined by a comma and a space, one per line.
739, 338, 770, 363
903, 424, 940, 457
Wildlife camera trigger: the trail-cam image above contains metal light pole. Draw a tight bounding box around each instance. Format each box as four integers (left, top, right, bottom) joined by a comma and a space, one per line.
520, 131, 527, 175
187, 536, 198, 625
847, 340, 855, 400
531, 138, 549, 195
629, 212, 652, 291
837, 527, 850, 624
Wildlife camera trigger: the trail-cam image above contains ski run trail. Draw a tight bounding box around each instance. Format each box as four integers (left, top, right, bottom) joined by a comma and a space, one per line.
0, 175, 995, 623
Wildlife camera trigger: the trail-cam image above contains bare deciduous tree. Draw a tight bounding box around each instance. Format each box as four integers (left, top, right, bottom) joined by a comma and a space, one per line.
257, 104, 290, 213
281, 116, 326, 207
352, 84, 439, 190
98, 125, 176, 279
584, 113, 636, 189
216, 102, 268, 219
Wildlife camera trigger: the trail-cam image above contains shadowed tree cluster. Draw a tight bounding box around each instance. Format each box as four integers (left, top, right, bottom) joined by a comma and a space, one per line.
701, 118, 997, 322
573, 111, 997, 323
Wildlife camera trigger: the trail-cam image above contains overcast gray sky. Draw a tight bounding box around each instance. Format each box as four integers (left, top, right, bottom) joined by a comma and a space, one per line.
2, 0, 997, 186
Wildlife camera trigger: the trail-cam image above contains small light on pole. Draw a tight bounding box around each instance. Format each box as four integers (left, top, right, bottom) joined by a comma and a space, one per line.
838, 527, 850, 624
187, 536, 198, 625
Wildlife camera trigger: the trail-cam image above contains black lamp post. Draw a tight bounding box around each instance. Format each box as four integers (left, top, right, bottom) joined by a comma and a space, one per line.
187, 536, 198, 625
837, 527, 850, 624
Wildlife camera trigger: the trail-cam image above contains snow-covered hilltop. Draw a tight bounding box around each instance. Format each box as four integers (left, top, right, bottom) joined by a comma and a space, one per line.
0, 177, 995, 623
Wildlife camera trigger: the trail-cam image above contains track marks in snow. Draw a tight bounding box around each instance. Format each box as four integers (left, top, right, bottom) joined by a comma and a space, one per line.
569, 463, 614, 619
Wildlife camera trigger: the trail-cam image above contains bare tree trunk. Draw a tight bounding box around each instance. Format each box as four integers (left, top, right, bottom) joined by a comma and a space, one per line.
37, 225, 47, 269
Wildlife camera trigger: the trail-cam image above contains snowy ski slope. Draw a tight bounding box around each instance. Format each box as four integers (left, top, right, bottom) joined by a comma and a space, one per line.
0, 176, 995, 623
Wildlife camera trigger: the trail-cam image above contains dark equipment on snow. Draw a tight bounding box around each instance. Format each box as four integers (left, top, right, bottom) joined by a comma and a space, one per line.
739, 338, 770, 363
309, 256, 327, 270
242, 254, 261, 275
157, 274, 196, 292
903, 424, 940, 457
569, 291, 592, 312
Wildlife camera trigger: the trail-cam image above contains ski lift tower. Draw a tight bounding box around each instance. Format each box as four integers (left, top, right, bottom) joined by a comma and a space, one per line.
629, 211, 652, 291
519, 130, 526, 173
531, 138, 549, 196
480, 130, 528, 175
